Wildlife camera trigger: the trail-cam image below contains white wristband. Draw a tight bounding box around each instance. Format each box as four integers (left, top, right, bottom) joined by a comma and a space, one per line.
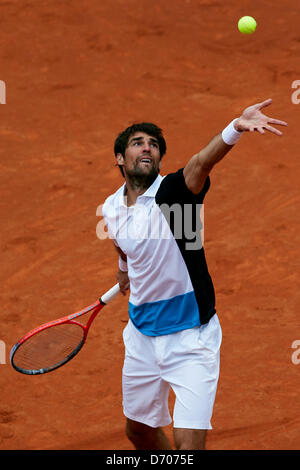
222, 119, 243, 145
119, 257, 128, 272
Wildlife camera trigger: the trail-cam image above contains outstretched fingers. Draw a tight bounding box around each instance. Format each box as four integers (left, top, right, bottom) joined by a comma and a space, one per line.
257, 98, 273, 109
267, 117, 288, 127
264, 123, 283, 136
262, 116, 288, 135
250, 122, 285, 135
241, 99, 287, 135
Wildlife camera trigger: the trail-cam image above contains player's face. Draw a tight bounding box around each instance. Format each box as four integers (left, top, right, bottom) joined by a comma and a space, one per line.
117, 132, 161, 178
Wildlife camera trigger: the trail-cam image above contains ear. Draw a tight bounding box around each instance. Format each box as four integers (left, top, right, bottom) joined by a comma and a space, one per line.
116, 153, 125, 165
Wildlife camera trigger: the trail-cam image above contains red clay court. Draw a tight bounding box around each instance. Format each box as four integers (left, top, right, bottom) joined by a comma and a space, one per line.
0, 0, 299, 450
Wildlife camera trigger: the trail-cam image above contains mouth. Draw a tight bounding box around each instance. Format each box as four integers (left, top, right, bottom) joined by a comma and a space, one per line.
138, 156, 153, 165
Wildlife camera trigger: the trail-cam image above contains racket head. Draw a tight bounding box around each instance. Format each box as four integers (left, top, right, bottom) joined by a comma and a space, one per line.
10, 284, 121, 375
10, 301, 102, 375
10, 320, 86, 375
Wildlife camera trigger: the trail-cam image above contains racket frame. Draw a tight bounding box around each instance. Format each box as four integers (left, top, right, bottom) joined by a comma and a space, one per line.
10, 283, 120, 375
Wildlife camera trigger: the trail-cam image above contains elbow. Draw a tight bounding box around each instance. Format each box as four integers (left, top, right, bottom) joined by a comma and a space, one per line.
185, 163, 211, 194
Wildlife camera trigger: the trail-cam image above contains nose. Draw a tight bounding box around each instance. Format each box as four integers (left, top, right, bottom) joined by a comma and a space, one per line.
142, 141, 151, 153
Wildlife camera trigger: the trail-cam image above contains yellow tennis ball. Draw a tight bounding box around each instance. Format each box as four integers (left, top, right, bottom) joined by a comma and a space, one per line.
238, 16, 257, 34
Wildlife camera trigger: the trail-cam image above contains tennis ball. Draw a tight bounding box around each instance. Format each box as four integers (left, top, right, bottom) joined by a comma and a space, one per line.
238, 16, 257, 34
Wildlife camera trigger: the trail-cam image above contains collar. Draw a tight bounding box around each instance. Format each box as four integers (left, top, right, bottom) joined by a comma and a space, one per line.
119, 174, 163, 206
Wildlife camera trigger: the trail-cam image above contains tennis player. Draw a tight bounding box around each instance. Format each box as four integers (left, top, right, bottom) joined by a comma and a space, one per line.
102, 99, 287, 450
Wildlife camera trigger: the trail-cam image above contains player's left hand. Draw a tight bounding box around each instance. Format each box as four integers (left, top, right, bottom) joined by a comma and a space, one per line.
234, 98, 288, 135
116, 269, 130, 296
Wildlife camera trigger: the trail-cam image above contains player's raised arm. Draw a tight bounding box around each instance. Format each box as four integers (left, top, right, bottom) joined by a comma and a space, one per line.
183, 98, 288, 194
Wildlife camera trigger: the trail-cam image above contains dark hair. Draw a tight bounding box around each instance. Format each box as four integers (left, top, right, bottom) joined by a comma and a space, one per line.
114, 122, 167, 177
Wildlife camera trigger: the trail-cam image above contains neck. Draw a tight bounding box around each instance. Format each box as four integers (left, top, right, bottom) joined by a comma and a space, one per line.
124, 172, 158, 206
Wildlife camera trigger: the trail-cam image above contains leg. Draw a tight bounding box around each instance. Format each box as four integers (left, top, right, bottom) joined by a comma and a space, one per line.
122, 321, 173, 448
173, 428, 207, 450
126, 418, 172, 450
163, 317, 222, 449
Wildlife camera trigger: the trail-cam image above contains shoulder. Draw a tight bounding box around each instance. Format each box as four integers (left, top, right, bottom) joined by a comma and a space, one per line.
102, 184, 125, 217
156, 168, 210, 205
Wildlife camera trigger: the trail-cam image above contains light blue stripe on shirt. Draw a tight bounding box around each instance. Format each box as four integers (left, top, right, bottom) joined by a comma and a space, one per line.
128, 291, 201, 336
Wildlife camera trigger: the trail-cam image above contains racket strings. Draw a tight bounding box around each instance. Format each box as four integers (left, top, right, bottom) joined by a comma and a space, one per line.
13, 323, 84, 372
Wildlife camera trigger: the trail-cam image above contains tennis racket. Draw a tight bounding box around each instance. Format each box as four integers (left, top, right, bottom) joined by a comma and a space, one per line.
10, 283, 121, 375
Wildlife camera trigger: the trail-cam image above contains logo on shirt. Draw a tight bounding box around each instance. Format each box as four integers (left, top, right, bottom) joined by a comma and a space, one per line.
96, 198, 205, 250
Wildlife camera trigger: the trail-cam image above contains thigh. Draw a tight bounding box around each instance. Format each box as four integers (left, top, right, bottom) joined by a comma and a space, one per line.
122, 321, 172, 428
163, 315, 222, 430
171, 357, 220, 430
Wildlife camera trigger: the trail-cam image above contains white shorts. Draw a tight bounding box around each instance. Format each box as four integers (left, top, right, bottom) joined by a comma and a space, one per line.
122, 314, 222, 430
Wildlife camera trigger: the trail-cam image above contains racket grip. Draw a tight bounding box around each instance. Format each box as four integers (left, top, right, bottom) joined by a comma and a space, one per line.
100, 283, 121, 304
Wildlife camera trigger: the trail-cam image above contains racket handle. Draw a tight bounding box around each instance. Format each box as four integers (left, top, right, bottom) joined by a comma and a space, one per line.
100, 283, 121, 304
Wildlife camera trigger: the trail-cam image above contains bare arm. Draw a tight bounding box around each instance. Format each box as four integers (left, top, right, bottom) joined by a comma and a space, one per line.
113, 244, 130, 296
184, 134, 231, 194
184, 98, 288, 194
114, 244, 127, 262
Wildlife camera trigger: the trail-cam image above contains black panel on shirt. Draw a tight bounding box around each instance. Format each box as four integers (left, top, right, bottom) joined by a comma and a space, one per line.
155, 168, 216, 324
